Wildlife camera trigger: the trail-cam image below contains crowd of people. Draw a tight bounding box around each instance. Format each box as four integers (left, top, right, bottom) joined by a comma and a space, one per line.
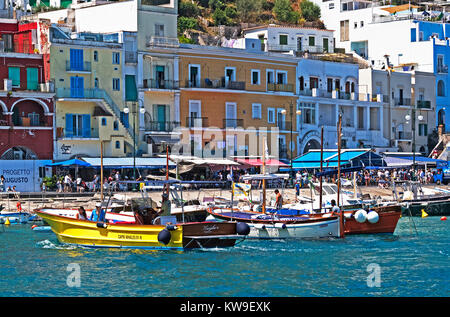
34, 165, 446, 194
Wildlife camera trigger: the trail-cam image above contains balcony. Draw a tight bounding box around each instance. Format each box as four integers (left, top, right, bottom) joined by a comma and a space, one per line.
437, 65, 448, 73
66, 60, 92, 72
394, 98, 411, 106
56, 126, 99, 140
184, 79, 246, 90
125, 51, 137, 64
223, 118, 244, 129
145, 121, 180, 132
142, 79, 180, 90
147, 36, 179, 48
2, 79, 55, 93
276, 120, 293, 131
186, 117, 208, 128
417, 100, 431, 109
267, 83, 294, 93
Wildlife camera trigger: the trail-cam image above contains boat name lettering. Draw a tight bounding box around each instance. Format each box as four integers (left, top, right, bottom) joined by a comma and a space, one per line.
202, 225, 219, 233
117, 234, 142, 240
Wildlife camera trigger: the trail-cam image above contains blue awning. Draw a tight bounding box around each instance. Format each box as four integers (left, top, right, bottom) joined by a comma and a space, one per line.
46, 159, 91, 167
81, 157, 175, 169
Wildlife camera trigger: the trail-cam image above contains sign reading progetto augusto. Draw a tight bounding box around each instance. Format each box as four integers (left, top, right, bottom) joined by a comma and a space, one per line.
0, 160, 51, 192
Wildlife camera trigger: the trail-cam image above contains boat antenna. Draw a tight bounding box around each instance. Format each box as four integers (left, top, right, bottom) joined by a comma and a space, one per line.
337, 113, 344, 238
262, 136, 267, 214
319, 125, 324, 212
100, 141, 104, 202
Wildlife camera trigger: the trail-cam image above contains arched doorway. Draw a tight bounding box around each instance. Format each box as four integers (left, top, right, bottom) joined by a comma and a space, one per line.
1, 146, 38, 160
11, 100, 46, 126
303, 139, 321, 154
438, 108, 445, 126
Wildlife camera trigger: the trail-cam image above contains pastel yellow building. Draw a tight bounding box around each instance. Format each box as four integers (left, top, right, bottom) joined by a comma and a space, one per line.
50, 32, 136, 159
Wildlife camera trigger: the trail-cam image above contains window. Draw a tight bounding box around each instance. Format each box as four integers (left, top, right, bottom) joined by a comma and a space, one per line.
310, 77, 319, 89
267, 70, 275, 84
70, 76, 84, 98
26, 68, 38, 90
65, 114, 91, 138
340, 20, 349, 42
360, 21, 364, 27
299, 102, 315, 125
101, 118, 107, 126
94, 77, 99, 88
224, 67, 236, 87
113, 120, 119, 131
419, 123, 428, 136
188, 65, 201, 87
8, 67, 20, 88
251, 70, 260, 85
329, 3, 334, 9
28, 112, 39, 126
267, 108, 275, 124
276, 71, 287, 84
155, 24, 165, 37
437, 80, 445, 96
69, 48, 84, 71
252, 103, 262, 119
93, 50, 98, 62
112, 78, 120, 91
112, 52, 120, 64
354, 22, 358, 29
327, 78, 333, 92
308, 36, 315, 46
410, 28, 417, 42
279, 34, 288, 45
115, 141, 121, 149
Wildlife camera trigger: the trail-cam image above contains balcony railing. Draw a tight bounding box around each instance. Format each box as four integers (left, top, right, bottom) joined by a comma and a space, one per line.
223, 119, 244, 129
267, 83, 294, 92
437, 65, 448, 73
394, 98, 411, 106
142, 79, 180, 90
417, 100, 431, 109
145, 121, 180, 132
66, 60, 92, 72
147, 36, 180, 48
125, 51, 137, 64
184, 79, 246, 90
186, 117, 208, 128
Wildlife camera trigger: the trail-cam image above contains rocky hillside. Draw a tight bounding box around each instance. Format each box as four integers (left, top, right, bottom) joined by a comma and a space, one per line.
178, 0, 324, 44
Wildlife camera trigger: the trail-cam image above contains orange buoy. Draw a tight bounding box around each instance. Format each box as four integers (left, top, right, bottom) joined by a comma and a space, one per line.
441, 216, 447, 221
16, 202, 22, 212
31, 225, 37, 229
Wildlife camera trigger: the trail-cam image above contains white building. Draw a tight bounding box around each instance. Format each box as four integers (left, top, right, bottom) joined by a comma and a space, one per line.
243, 24, 334, 55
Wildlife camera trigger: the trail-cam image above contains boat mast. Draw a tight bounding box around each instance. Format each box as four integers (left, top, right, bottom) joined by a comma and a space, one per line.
319, 126, 324, 212
262, 136, 267, 213
100, 141, 104, 202
337, 113, 344, 238
165, 143, 169, 196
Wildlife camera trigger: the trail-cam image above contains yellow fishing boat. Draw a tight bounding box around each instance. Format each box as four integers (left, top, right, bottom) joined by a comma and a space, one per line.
36, 210, 249, 250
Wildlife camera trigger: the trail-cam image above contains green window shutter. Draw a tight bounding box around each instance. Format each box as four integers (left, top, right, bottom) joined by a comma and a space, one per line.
8, 67, 20, 87
125, 75, 137, 101
279, 35, 287, 45
26, 68, 38, 90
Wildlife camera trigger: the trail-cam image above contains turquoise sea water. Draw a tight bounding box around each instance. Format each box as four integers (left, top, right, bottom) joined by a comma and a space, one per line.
0, 217, 448, 297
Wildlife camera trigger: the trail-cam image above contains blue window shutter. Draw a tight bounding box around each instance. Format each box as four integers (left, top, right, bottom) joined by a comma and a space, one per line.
70, 49, 83, 70
82, 114, 91, 138
65, 114, 74, 137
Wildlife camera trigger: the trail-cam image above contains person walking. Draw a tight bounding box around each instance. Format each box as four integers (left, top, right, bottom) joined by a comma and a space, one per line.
64, 174, 72, 192
0, 175, 5, 192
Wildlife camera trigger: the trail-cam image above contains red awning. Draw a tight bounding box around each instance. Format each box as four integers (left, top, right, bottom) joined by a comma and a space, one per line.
236, 158, 288, 167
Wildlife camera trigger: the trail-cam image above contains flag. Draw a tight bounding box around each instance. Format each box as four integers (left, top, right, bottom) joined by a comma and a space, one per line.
421, 209, 428, 218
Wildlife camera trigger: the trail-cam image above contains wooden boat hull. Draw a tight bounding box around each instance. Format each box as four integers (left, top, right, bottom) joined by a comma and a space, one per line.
35, 210, 246, 250
208, 208, 340, 239
343, 205, 402, 235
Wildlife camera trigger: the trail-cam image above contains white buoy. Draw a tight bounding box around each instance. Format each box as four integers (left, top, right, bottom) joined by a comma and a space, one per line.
354, 209, 367, 223
205, 215, 217, 222
367, 211, 379, 224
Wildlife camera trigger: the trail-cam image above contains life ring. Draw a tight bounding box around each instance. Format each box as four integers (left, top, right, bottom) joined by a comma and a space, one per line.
16, 202, 22, 212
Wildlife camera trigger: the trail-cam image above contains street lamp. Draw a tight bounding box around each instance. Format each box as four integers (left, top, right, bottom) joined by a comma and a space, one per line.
281, 102, 302, 173
405, 111, 424, 181
124, 102, 146, 189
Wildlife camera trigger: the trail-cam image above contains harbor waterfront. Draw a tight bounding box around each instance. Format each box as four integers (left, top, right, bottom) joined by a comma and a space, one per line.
0, 216, 448, 297
0, 186, 448, 298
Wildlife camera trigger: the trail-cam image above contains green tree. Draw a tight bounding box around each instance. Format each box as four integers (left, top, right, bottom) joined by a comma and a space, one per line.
179, 0, 200, 17
178, 16, 199, 35
212, 8, 230, 25
299, 0, 320, 21
273, 0, 299, 24
236, 0, 262, 22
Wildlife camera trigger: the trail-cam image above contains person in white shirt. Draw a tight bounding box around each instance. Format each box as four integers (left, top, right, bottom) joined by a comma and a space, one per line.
64, 174, 72, 192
